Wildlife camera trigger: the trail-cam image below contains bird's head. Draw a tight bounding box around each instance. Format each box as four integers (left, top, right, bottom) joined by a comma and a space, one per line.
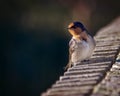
67, 22, 87, 40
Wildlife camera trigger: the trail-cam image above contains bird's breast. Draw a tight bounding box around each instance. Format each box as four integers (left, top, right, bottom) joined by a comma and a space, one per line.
71, 40, 90, 63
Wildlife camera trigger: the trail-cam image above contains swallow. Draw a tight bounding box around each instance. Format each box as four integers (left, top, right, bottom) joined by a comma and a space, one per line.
65, 22, 96, 70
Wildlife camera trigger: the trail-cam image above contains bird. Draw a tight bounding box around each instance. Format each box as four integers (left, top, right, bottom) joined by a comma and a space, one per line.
65, 21, 96, 70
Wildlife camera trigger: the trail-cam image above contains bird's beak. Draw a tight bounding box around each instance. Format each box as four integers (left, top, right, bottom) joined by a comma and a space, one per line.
67, 27, 70, 29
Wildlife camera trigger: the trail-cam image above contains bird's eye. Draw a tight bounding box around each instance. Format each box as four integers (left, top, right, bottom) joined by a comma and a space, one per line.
68, 26, 77, 29
71, 26, 77, 29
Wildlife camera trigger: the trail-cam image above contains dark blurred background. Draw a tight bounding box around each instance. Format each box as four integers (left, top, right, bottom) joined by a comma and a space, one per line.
1, 0, 120, 96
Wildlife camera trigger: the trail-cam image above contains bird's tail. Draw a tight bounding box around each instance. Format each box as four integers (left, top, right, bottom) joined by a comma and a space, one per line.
64, 62, 73, 71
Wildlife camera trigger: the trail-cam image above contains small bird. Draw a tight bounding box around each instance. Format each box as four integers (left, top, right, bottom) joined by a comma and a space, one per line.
65, 22, 96, 70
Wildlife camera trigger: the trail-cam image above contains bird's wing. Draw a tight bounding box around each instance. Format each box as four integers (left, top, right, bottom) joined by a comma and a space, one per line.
65, 39, 75, 70
69, 40, 75, 61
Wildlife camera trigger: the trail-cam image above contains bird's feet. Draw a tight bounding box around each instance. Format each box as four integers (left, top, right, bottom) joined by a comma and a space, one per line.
81, 59, 90, 62
81, 59, 90, 64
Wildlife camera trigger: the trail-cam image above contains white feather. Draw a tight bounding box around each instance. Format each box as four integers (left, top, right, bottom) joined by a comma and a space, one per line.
70, 34, 95, 65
